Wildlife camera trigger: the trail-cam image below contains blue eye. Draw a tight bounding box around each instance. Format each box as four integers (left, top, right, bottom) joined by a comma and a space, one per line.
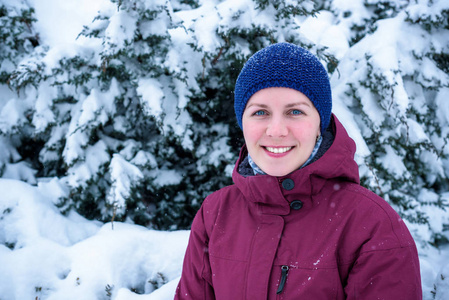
291, 109, 302, 115
254, 110, 266, 116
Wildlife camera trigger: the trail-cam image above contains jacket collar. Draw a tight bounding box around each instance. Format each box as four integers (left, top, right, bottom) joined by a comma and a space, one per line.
231, 114, 360, 215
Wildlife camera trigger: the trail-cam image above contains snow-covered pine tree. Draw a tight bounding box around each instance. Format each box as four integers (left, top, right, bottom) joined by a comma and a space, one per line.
3, 0, 446, 244
331, 0, 449, 247
0, 1, 38, 84
0, 0, 40, 184
1, 0, 331, 229
47, 0, 202, 227
3, 0, 194, 227
324, 0, 406, 46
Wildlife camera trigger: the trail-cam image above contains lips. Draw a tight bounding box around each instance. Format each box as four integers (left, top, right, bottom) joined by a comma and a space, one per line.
264, 146, 293, 154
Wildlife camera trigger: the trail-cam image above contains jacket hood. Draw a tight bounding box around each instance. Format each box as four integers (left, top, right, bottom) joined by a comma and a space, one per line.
231, 114, 360, 215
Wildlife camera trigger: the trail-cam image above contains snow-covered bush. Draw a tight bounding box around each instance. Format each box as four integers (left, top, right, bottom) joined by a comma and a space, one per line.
0, 0, 448, 248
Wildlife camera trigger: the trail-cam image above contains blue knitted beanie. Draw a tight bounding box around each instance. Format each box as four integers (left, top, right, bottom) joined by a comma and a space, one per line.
234, 43, 332, 134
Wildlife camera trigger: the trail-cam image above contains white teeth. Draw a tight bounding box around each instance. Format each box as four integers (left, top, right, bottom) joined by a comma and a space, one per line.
265, 147, 292, 154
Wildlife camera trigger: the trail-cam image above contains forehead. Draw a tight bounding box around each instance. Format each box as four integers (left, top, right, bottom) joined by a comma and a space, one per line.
246, 87, 313, 107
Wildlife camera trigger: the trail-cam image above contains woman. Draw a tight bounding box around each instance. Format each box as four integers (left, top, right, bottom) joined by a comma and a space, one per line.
175, 43, 422, 299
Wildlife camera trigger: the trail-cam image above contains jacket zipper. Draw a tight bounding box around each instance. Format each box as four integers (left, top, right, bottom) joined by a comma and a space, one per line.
276, 265, 289, 294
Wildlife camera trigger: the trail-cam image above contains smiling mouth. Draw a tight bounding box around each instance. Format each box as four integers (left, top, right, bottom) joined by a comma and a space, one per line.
264, 146, 293, 154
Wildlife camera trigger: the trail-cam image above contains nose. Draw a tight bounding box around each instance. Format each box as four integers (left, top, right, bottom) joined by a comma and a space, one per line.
266, 116, 288, 137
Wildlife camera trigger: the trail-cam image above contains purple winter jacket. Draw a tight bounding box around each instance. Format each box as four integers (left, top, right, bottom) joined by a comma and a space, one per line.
175, 115, 422, 299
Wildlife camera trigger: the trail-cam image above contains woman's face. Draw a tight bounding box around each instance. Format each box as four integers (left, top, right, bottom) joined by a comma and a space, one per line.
242, 87, 321, 177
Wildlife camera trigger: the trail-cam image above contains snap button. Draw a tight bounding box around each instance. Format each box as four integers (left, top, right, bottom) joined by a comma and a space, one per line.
290, 200, 303, 210
281, 178, 295, 190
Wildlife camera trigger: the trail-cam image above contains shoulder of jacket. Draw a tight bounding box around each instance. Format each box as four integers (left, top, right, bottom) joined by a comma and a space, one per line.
200, 184, 243, 218
204, 184, 240, 203
340, 182, 415, 249
343, 183, 395, 215
196, 184, 244, 236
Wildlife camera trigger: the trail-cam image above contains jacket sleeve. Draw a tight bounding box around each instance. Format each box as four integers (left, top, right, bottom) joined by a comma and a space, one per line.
345, 245, 422, 299
174, 202, 216, 300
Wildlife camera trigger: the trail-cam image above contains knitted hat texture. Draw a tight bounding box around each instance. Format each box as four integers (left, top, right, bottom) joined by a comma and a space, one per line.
234, 43, 332, 133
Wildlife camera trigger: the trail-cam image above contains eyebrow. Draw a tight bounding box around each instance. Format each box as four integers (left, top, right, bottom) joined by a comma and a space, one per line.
286, 102, 311, 108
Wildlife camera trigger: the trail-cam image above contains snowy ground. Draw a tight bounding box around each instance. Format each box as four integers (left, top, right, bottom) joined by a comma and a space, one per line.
0, 178, 448, 299
0, 178, 189, 300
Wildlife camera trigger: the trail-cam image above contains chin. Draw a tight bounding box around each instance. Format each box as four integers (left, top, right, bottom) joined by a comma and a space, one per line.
263, 167, 295, 177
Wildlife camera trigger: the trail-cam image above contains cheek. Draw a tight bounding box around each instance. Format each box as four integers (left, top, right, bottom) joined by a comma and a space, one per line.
291, 122, 320, 141
243, 127, 259, 145
242, 120, 263, 142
